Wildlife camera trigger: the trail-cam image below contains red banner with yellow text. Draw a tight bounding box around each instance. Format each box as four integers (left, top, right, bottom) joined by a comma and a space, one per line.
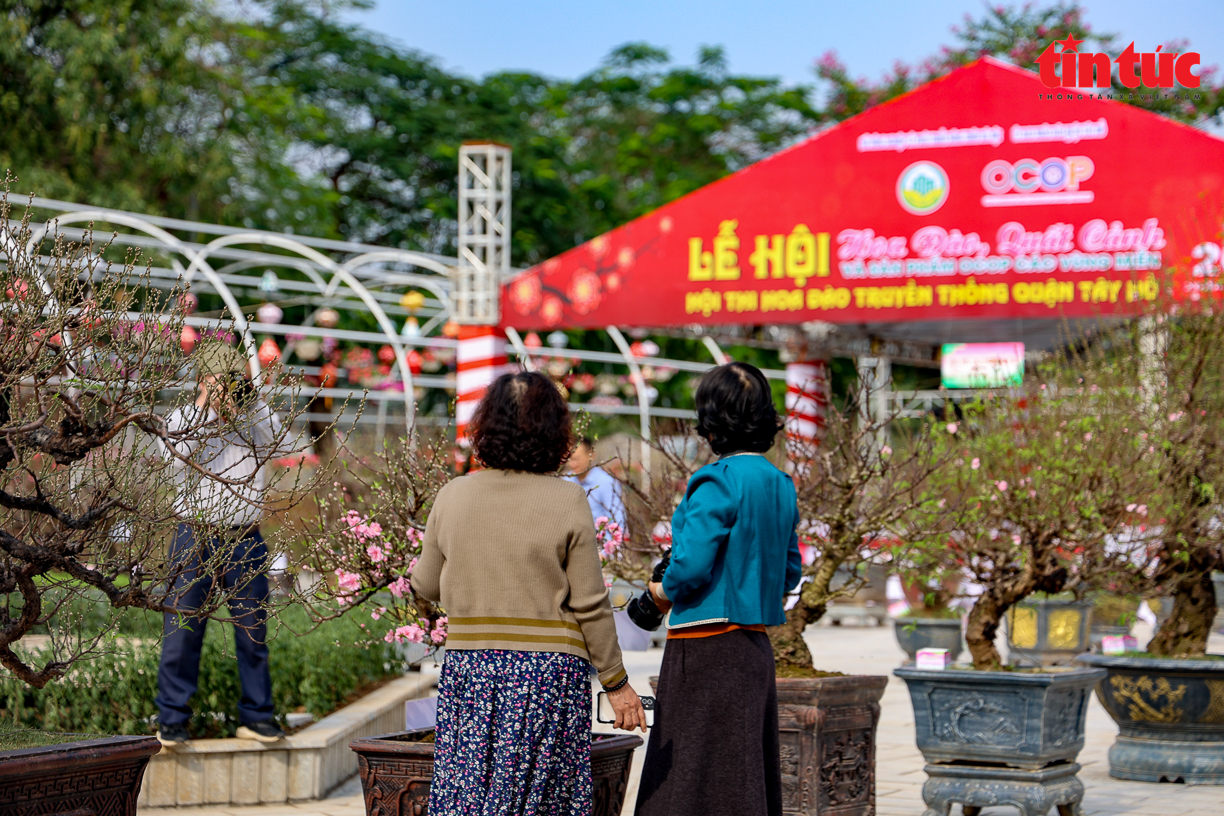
501, 57, 1224, 330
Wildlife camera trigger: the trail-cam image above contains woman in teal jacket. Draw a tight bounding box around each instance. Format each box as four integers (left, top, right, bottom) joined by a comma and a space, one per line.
636, 362, 803, 816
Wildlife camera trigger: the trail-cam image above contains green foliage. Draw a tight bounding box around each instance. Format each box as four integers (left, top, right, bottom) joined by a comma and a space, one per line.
0, 0, 334, 231
261, 7, 819, 265
0, 605, 402, 738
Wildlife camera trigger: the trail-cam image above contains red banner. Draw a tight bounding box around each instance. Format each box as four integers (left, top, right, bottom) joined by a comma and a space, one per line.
501, 58, 1224, 330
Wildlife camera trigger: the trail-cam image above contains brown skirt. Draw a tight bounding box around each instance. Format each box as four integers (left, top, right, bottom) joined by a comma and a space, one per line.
635, 628, 782, 816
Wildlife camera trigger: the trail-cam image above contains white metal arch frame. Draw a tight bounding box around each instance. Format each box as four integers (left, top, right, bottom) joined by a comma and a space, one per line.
24, 210, 457, 432
26, 211, 262, 366
176, 233, 419, 428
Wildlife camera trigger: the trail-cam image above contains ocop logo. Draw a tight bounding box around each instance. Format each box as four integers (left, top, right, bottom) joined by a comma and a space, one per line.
980, 155, 1095, 207
896, 161, 949, 215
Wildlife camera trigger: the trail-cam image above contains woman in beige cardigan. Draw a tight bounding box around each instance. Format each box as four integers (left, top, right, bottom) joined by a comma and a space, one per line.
412, 371, 646, 816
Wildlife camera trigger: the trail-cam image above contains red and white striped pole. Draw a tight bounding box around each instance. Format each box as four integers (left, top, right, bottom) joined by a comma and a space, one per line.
455, 325, 508, 447
784, 359, 830, 464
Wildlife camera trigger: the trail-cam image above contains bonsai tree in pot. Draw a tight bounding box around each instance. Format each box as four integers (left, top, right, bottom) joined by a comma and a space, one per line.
893, 351, 1163, 816
908, 370, 1160, 671
1140, 310, 1224, 656
0, 199, 319, 810
1075, 308, 1224, 785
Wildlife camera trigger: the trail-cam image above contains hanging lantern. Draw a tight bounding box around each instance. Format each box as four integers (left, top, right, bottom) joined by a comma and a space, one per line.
179, 292, 198, 315
319, 362, 339, 389
406, 349, 423, 374
378, 344, 397, 365
524, 332, 543, 349
546, 331, 569, 349
399, 291, 425, 311
316, 307, 340, 329
442, 321, 460, 338
259, 270, 281, 294
256, 302, 283, 325
180, 325, 198, 354
629, 340, 660, 358
401, 316, 421, 338
295, 337, 321, 361
258, 337, 282, 366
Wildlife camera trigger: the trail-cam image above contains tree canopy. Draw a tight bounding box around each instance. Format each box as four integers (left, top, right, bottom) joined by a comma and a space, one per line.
2, 0, 1218, 263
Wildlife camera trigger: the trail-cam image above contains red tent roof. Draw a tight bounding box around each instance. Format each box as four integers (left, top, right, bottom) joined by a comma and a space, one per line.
502, 57, 1224, 333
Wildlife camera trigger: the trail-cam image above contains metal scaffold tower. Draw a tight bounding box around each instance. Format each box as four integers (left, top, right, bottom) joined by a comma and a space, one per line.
455, 141, 511, 324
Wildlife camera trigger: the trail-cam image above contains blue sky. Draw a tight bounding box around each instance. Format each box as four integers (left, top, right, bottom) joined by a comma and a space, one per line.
343, 1, 1224, 89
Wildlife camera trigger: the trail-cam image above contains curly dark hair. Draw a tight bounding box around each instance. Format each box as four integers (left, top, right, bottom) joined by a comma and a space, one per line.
468, 371, 573, 473
695, 362, 784, 455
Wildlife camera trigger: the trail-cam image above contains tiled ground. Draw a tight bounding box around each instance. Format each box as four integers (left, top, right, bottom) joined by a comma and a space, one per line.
139, 622, 1224, 816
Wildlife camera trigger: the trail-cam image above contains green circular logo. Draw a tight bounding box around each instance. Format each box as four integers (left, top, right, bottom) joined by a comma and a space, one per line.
896, 161, 949, 215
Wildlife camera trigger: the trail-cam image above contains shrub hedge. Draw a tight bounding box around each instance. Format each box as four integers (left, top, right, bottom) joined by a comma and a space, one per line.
1, 605, 403, 738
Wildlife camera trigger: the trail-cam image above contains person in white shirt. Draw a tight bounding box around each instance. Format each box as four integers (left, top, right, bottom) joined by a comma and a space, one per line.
155, 342, 287, 746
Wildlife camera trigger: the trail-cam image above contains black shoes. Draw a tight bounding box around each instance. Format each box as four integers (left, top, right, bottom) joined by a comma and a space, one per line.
157, 722, 191, 746
236, 719, 286, 743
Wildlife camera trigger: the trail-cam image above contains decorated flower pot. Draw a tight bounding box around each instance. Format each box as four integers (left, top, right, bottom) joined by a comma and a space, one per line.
648, 674, 886, 816
893, 618, 963, 662
775, 675, 887, 816
0, 735, 161, 816
895, 666, 1105, 816
1005, 598, 1093, 667
349, 729, 643, 816
1076, 653, 1224, 785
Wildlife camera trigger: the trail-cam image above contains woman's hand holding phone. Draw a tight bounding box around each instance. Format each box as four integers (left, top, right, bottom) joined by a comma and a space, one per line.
606, 682, 648, 733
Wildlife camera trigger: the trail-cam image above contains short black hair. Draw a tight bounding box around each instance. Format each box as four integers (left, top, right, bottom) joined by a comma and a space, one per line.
695, 362, 783, 455
469, 371, 573, 473
578, 436, 596, 451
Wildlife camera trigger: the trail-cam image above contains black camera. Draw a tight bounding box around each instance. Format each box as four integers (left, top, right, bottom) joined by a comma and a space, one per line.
625, 553, 671, 631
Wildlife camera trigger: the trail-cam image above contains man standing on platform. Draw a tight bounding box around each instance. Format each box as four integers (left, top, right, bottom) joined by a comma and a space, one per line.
155, 342, 287, 746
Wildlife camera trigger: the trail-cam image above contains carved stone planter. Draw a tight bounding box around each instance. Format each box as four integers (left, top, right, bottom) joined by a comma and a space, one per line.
894, 618, 963, 662
1006, 598, 1093, 667
895, 666, 1105, 816
1077, 653, 1224, 785
0, 735, 161, 816
349, 729, 643, 816
775, 675, 887, 816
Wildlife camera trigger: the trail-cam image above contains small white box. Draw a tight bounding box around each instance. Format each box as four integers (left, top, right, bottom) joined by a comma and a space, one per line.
1101, 635, 1137, 655
916, 648, 951, 670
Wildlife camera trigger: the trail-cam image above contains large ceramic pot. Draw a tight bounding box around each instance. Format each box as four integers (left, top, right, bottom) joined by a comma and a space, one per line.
895, 666, 1105, 816
893, 618, 963, 662
0, 735, 161, 816
1076, 653, 1224, 785
895, 667, 1104, 769
775, 675, 886, 816
649, 674, 886, 816
349, 729, 643, 816
1006, 598, 1093, 667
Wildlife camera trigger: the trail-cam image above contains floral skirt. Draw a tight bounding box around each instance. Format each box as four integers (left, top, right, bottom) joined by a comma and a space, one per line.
429, 649, 593, 816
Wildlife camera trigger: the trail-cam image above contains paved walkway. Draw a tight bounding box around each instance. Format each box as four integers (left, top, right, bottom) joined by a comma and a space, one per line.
139, 622, 1224, 816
